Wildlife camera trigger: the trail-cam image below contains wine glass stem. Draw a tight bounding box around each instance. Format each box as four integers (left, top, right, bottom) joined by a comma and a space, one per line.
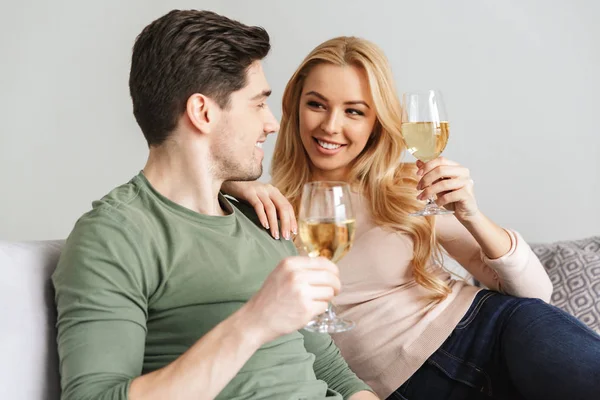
326, 303, 335, 319
425, 197, 437, 208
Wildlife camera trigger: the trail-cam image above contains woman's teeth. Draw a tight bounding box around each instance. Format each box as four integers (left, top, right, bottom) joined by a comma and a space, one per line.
317, 140, 342, 150
255, 142, 263, 148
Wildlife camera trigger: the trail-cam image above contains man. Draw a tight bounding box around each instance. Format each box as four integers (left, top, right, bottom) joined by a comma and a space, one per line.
52, 9, 378, 400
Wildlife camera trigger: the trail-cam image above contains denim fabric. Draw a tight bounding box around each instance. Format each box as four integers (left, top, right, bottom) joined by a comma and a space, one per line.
388, 290, 600, 400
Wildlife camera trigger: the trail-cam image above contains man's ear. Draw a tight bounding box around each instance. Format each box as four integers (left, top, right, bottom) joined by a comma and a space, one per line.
186, 93, 220, 134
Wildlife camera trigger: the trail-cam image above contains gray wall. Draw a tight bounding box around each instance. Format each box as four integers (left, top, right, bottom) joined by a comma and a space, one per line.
1, 0, 598, 243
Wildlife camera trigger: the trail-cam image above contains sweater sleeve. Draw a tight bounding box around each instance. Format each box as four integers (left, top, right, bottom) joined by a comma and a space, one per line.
300, 330, 374, 399
52, 211, 152, 400
436, 214, 553, 302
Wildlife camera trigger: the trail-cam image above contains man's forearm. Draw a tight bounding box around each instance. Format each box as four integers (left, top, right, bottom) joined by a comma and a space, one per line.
129, 304, 265, 400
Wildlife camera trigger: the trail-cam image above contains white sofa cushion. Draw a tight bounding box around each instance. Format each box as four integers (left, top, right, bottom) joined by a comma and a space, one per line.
0, 240, 64, 400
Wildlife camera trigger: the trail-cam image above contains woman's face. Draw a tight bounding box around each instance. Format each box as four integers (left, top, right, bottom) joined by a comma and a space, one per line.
298, 63, 377, 181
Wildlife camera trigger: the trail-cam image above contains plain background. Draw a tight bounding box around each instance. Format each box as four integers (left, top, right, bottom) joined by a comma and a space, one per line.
1, 0, 598, 242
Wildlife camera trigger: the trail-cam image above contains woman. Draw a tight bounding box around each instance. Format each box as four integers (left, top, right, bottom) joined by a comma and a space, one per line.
224, 36, 600, 400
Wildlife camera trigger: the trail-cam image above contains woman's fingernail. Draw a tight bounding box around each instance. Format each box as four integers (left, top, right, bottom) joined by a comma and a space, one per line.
274, 232, 280, 240
283, 233, 290, 240
264, 223, 269, 230
417, 169, 424, 176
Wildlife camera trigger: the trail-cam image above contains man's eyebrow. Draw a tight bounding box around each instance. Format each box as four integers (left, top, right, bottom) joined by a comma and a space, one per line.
305, 90, 370, 109
251, 89, 272, 101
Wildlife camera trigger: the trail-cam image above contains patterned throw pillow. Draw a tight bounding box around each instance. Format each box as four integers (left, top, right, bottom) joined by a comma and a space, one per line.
531, 236, 600, 334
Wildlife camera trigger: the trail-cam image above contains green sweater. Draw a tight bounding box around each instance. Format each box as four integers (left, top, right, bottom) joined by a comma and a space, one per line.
52, 172, 371, 400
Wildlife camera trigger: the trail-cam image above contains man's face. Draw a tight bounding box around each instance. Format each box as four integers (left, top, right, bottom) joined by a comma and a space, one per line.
211, 61, 279, 181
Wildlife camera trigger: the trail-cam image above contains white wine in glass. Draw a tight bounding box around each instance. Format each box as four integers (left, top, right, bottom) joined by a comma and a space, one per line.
401, 90, 454, 216
299, 218, 356, 263
298, 181, 356, 333
401, 121, 449, 163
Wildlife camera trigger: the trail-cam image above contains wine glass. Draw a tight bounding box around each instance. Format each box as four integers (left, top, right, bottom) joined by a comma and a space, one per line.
401, 89, 454, 216
298, 181, 356, 333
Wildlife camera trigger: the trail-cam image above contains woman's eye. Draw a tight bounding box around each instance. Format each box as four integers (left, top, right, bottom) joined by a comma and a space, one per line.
347, 108, 364, 116
307, 101, 325, 109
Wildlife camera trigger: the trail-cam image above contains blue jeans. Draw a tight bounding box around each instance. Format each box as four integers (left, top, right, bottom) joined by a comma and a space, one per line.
388, 290, 600, 400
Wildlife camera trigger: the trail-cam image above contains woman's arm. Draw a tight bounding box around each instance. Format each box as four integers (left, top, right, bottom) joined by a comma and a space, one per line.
436, 213, 553, 301
221, 180, 297, 240
416, 158, 553, 301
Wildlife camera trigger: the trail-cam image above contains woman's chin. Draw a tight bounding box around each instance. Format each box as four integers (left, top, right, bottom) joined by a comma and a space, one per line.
308, 159, 348, 178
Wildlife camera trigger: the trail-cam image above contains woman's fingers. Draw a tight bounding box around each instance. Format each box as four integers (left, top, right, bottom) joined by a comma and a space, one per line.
418, 176, 470, 200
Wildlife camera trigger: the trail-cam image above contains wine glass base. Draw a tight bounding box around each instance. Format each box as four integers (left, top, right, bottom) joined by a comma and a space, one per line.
304, 316, 355, 333
409, 207, 454, 217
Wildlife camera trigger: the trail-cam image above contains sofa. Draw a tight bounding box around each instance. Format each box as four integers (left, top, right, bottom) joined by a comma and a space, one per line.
1, 236, 598, 400
1, 240, 63, 400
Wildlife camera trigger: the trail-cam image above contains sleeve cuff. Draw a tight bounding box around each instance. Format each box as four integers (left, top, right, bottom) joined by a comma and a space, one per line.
481, 229, 531, 272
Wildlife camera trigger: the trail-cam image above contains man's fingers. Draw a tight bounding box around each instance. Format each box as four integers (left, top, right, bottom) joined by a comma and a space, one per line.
310, 301, 331, 318
307, 286, 336, 302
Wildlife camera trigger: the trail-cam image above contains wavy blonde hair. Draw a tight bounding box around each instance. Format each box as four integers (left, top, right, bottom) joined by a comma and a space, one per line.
271, 36, 451, 300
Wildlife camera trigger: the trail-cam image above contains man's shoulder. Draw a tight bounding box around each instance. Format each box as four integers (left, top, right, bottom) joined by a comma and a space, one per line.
225, 195, 298, 256
91, 178, 146, 220
54, 177, 166, 295
70, 177, 151, 244
225, 195, 263, 228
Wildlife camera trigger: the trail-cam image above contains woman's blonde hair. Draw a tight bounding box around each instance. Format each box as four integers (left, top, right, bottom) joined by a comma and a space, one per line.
271, 36, 451, 300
